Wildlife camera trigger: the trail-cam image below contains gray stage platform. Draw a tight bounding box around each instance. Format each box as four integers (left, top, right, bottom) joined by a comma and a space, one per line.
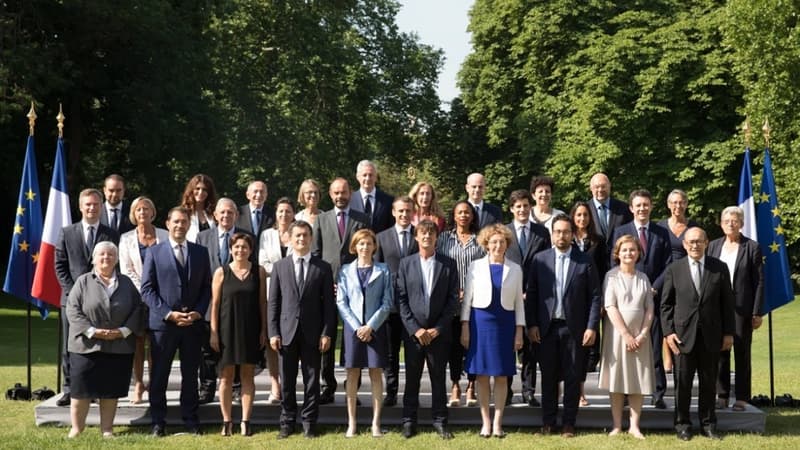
34, 364, 766, 433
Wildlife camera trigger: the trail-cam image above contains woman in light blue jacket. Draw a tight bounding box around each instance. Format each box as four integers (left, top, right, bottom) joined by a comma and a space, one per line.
337, 228, 393, 438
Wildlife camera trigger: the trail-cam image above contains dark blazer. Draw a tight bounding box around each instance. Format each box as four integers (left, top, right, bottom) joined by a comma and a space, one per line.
611, 221, 672, 293
54, 222, 119, 306
375, 226, 419, 278
589, 197, 632, 248
661, 256, 736, 353
395, 253, 459, 340
140, 240, 212, 331
100, 201, 134, 234
236, 204, 275, 239
525, 248, 601, 339
311, 208, 369, 277
470, 201, 503, 228
707, 236, 764, 320
505, 221, 550, 289
267, 255, 336, 348
350, 188, 395, 233
196, 225, 256, 273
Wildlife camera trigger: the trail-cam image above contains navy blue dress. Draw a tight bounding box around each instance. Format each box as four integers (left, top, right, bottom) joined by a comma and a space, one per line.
343, 266, 388, 369
465, 264, 516, 376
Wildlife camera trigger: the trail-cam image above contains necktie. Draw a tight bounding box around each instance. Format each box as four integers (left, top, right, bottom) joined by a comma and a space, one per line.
297, 257, 305, 291
337, 211, 346, 240
220, 231, 230, 265
253, 209, 261, 234
638, 226, 648, 256
519, 225, 528, 254
364, 195, 373, 216
85, 226, 95, 254
475, 205, 481, 222
598, 204, 608, 236
110, 208, 118, 231
555, 254, 567, 319
692, 260, 702, 294
400, 230, 408, 257
175, 244, 185, 266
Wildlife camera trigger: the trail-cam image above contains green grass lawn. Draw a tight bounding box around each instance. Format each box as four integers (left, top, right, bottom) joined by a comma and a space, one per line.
1, 294, 799, 449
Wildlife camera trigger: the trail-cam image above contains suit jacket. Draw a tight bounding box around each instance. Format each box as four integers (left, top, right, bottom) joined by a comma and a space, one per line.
375, 226, 419, 277
54, 222, 120, 306
196, 225, 255, 273
707, 236, 764, 318
350, 188, 395, 233
661, 256, 736, 353
118, 227, 169, 290
505, 221, 550, 289
525, 248, 601, 339
470, 201, 504, 228
236, 204, 275, 239
396, 253, 459, 339
611, 221, 672, 294
461, 256, 525, 326
100, 201, 134, 234
267, 254, 336, 348
66, 271, 144, 354
311, 208, 369, 278
140, 240, 212, 330
336, 261, 393, 331
589, 197, 632, 248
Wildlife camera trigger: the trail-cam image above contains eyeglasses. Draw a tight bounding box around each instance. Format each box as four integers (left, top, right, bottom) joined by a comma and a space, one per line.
686, 240, 706, 247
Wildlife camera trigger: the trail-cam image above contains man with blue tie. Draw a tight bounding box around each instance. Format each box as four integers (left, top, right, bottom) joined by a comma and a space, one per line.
588, 173, 632, 251
141, 207, 212, 436
527, 215, 601, 438
465, 173, 503, 228
396, 220, 459, 440
611, 189, 673, 409
349, 160, 395, 233
236, 180, 274, 240
100, 174, 134, 234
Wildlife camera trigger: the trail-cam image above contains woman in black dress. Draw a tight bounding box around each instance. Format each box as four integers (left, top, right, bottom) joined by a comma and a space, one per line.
210, 233, 267, 436
66, 241, 144, 438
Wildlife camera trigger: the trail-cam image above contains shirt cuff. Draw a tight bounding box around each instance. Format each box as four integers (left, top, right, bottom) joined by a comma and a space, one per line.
164, 312, 172, 321
84, 327, 96, 338
118, 327, 132, 338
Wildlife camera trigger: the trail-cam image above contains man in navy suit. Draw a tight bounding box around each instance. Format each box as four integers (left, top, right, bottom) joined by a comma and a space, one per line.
54, 188, 119, 406
396, 220, 459, 440
527, 215, 600, 438
611, 189, 673, 409
588, 173, 632, 252
349, 160, 394, 233
236, 180, 275, 239
504, 189, 550, 406
269, 220, 336, 439
465, 173, 503, 227
375, 195, 419, 406
141, 207, 212, 436
99, 174, 134, 234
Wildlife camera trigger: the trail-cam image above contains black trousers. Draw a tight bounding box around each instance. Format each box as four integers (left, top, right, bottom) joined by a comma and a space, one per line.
60, 306, 71, 393
675, 329, 720, 431
320, 318, 340, 394
402, 332, 449, 425
650, 312, 667, 400
279, 331, 321, 426
538, 321, 585, 427
383, 313, 403, 397
717, 313, 753, 402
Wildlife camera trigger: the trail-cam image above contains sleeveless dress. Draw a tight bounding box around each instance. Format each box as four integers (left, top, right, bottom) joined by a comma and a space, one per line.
218, 265, 262, 369
464, 264, 516, 376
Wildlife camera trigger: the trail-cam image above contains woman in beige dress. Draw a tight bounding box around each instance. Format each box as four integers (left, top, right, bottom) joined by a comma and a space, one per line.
598, 235, 655, 439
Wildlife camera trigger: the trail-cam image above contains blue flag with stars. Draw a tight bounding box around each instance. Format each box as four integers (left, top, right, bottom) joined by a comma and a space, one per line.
756, 149, 794, 314
3, 136, 48, 318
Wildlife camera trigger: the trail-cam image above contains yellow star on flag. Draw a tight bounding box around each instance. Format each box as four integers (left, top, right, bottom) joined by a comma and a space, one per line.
770, 241, 781, 253
772, 207, 780, 217
32, 252, 40, 264
18, 240, 29, 252
16, 205, 25, 216
775, 225, 785, 236
13, 224, 23, 234
759, 192, 770, 203
25, 189, 36, 201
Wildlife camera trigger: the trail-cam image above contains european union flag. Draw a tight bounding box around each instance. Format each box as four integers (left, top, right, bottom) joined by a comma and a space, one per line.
756, 148, 794, 314
2, 136, 48, 318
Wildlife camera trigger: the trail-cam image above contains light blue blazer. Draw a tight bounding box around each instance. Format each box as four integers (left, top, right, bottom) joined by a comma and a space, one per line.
337, 261, 393, 331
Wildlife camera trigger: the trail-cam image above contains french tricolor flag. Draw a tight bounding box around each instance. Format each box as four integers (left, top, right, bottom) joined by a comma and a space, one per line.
31, 137, 71, 307
737, 148, 757, 240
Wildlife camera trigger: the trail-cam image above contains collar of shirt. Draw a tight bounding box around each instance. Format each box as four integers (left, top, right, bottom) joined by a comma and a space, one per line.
633, 220, 650, 230
513, 220, 529, 230
689, 256, 706, 266
82, 220, 99, 233
554, 248, 572, 260
334, 206, 350, 216
217, 226, 234, 239
419, 252, 436, 263
293, 253, 310, 265
168, 237, 185, 250
592, 198, 609, 210
360, 188, 375, 199
395, 224, 411, 234
469, 200, 484, 211
250, 206, 262, 215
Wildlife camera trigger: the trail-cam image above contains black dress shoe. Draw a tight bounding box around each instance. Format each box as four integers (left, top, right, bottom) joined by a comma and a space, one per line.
652, 397, 667, 409
432, 423, 454, 440
677, 429, 692, 441
402, 422, 416, 438
277, 425, 293, 439
198, 391, 214, 404
151, 425, 166, 437
319, 391, 334, 405
56, 393, 70, 407
383, 395, 397, 407
528, 396, 540, 407
302, 423, 317, 438
702, 427, 722, 440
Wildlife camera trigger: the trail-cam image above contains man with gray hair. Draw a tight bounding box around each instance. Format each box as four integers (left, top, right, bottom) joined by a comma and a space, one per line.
349, 159, 395, 233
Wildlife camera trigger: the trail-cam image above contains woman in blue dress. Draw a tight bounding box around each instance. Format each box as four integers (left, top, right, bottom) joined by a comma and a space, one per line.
460, 223, 525, 438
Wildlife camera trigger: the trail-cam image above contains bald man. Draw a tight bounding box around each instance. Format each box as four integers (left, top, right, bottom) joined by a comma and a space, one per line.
236, 180, 275, 239
465, 173, 503, 228
587, 173, 632, 249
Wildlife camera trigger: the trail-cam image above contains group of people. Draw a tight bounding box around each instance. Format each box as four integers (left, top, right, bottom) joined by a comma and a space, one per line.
55, 164, 763, 442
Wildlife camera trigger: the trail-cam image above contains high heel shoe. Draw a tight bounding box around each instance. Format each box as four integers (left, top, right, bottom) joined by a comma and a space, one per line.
240, 420, 252, 437
221, 421, 233, 436
465, 381, 478, 407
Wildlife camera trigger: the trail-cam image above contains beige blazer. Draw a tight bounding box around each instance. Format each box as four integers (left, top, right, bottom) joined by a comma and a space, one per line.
118, 227, 169, 290
461, 256, 525, 326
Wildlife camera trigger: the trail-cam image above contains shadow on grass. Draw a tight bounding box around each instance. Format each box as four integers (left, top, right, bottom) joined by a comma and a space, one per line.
0, 302, 60, 366
763, 407, 800, 435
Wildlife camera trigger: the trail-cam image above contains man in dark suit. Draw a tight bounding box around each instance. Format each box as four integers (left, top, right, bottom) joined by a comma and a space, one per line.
54, 188, 119, 406
505, 189, 550, 406
141, 207, 212, 436
311, 177, 368, 403
396, 220, 459, 440
349, 160, 394, 233
465, 172, 503, 227
526, 215, 600, 438
269, 220, 336, 439
196, 198, 255, 402
375, 195, 419, 407
99, 174, 134, 234
235, 180, 275, 239
611, 189, 673, 409
588, 172, 632, 251
662, 227, 735, 441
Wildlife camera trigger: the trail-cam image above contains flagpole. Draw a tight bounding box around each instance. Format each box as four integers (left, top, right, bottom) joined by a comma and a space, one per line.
25, 102, 36, 397
55, 105, 65, 394
761, 118, 776, 406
